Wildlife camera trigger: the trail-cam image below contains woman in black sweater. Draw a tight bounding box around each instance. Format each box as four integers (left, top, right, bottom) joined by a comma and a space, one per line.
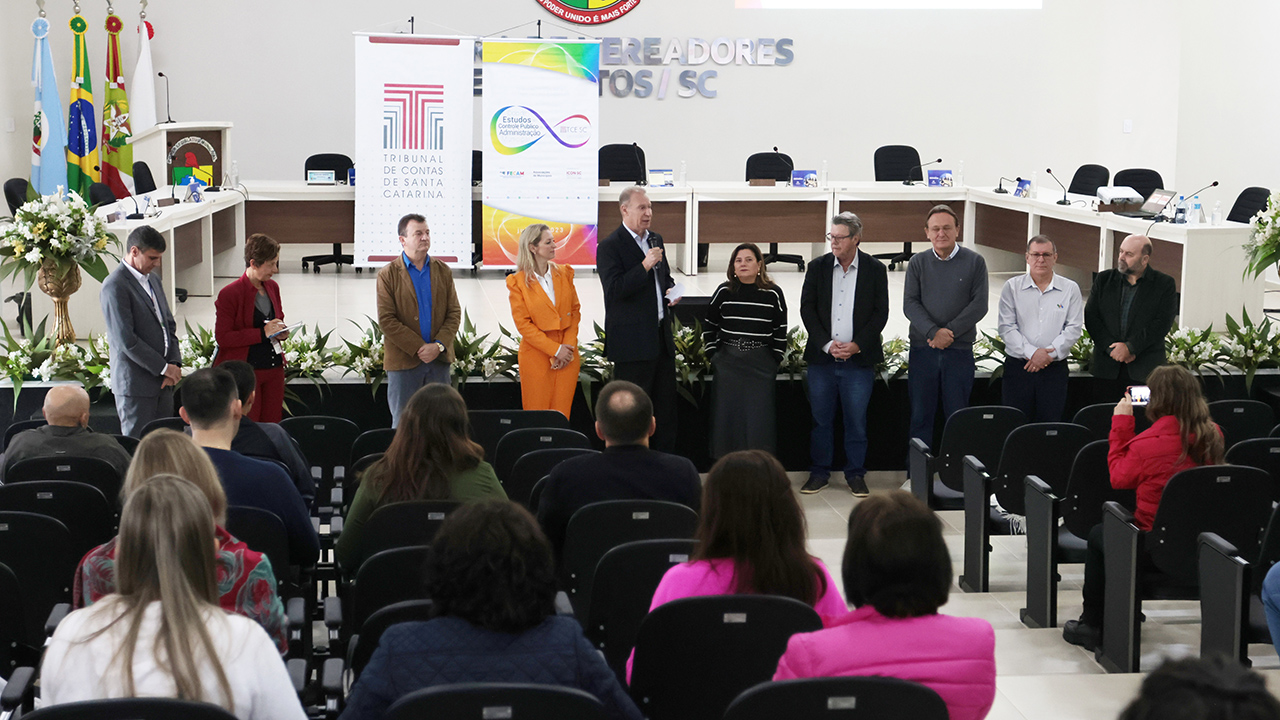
703, 243, 788, 458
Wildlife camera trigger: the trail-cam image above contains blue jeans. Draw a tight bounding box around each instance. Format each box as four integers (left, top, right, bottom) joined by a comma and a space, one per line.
387, 360, 451, 428
908, 345, 975, 448
807, 361, 874, 478
1263, 562, 1280, 656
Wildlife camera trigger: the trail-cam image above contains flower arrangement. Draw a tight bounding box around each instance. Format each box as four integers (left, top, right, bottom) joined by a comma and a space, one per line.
283, 324, 337, 381
1220, 309, 1280, 391
1243, 190, 1280, 279
778, 326, 808, 380
876, 336, 909, 385
179, 321, 216, 372
0, 318, 52, 407
973, 331, 1008, 380
1068, 328, 1093, 372
451, 311, 519, 387
577, 321, 613, 413
334, 316, 386, 395
671, 317, 710, 406
1164, 326, 1226, 378
0, 189, 119, 288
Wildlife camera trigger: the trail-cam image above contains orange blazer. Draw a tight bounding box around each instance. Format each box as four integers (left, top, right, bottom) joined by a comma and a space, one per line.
506, 264, 582, 357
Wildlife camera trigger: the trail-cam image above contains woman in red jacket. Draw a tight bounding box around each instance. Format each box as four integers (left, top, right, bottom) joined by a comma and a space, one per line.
1063, 364, 1223, 650
214, 234, 289, 422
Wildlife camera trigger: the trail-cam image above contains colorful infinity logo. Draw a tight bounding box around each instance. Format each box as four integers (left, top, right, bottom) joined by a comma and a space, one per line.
490, 105, 592, 155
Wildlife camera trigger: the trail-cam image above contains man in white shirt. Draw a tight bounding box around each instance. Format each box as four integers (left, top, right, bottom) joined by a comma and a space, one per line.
996, 235, 1084, 422
100, 226, 182, 436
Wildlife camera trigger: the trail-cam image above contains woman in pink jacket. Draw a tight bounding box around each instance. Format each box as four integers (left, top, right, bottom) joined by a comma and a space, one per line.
773, 491, 996, 720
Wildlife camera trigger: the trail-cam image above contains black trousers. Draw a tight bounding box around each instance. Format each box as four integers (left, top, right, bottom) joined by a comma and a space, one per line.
1002, 358, 1069, 422
612, 324, 678, 453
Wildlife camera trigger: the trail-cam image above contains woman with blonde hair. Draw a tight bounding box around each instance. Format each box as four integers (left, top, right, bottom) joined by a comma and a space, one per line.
72, 429, 287, 653
42, 474, 304, 719
1063, 364, 1224, 650
506, 223, 582, 418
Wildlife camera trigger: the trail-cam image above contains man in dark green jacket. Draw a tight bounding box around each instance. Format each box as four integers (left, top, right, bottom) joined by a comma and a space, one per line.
1084, 234, 1177, 401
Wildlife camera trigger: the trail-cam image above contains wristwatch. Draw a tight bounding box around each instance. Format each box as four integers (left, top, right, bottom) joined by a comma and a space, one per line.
434, 341, 446, 354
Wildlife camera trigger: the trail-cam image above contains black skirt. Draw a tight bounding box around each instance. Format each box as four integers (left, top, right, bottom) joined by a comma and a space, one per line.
710, 346, 778, 459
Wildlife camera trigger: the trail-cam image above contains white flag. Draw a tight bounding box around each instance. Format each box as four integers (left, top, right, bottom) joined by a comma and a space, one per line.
130, 19, 156, 133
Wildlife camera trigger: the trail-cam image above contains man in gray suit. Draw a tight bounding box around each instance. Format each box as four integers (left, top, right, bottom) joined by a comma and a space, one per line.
101, 226, 182, 436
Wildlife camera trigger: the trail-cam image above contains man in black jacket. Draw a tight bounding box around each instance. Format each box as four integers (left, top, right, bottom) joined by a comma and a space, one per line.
798, 212, 890, 496
597, 186, 679, 452
1084, 234, 1177, 401
536, 380, 701, 559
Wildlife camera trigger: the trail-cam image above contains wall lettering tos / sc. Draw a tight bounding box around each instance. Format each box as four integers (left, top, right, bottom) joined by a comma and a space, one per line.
599, 37, 794, 99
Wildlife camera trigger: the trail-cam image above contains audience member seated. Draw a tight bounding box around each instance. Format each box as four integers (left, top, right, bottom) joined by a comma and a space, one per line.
43, 474, 305, 719
1062, 365, 1224, 651
773, 491, 996, 720
181, 367, 319, 567
334, 383, 506, 570
627, 450, 846, 680
2, 384, 131, 481
220, 360, 316, 510
338, 500, 642, 720
1117, 655, 1280, 720
537, 380, 701, 558
72, 429, 287, 653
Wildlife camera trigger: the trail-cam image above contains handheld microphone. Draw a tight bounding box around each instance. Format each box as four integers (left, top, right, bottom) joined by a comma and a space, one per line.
994, 177, 1020, 194
904, 158, 941, 186
773, 146, 794, 182
157, 71, 174, 124
632, 143, 646, 185
1045, 168, 1071, 205
647, 234, 662, 271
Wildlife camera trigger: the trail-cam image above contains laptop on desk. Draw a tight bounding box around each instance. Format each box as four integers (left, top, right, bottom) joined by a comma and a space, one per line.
1113, 188, 1176, 219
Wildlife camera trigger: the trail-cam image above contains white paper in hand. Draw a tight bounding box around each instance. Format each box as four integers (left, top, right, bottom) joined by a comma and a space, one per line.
666, 283, 685, 303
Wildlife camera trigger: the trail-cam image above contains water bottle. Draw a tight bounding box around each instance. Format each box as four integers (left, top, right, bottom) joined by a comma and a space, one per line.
1189, 196, 1201, 225
954, 160, 964, 187
1212, 201, 1223, 226
1029, 171, 1038, 198
820, 160, 828, 186
1173, 195, 1187, 224
678, 160, 687, 187
228, 160, 239, 189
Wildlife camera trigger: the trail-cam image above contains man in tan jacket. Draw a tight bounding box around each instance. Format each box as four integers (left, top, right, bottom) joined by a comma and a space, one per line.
376, 213, 462, 426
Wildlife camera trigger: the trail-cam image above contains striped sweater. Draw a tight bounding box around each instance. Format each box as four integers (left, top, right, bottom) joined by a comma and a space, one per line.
703, 282, 788, 362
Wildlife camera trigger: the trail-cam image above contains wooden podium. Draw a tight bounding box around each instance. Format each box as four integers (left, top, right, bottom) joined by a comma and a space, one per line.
130, 121, 233, 189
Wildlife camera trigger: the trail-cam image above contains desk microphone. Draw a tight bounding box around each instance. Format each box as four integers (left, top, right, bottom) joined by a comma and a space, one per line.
904, 158, 941, 186
126, 194, 144, 220
773, 146, 794, 181
994, 177, 1020, 194
1045, 168, 1071, 205
632, 143, 646, 185
157, 71, 174, 123
1182, 180, 1219, 204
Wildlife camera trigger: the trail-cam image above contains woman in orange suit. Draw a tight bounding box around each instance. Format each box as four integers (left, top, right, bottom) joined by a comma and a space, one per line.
506, 223, 582, 419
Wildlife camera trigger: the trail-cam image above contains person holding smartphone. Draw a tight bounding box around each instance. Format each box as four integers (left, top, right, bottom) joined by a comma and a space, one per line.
214, 233, 289, 423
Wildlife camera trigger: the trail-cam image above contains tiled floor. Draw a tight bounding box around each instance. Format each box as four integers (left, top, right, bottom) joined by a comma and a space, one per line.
191, 243, 1280, 717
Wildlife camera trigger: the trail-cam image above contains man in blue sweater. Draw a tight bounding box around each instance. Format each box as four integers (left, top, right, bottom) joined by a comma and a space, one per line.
903, 205, 989, 449
180, 367, 319, 567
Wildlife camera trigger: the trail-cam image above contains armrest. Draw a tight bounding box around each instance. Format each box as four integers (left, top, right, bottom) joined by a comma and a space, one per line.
962, 455, 989, 499
329, 515, 344, 538
1025, 475, 1054, 499
44, 602, 71, 635
287, 597, 307, 657
287, 657, 309, 695
330, 487, 344, 508
908, 438, 934, 506
0, 667, 35, 714
322, 656, 345, 716
1199, 531, 1241, 560
554, 590, 574, 616
334, 466, 346, 482
1198, 531, 1250, 664
324, 596, 343, 629
1103, 500, 1137, 529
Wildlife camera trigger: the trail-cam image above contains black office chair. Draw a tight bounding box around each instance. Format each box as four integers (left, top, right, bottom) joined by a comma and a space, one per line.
1067, 164, 1110, 196
357, 500, 461, 566
1072, 402, 1150, 439
872, 145, 924, 269
745, 152, 805, 271
1113, 168, 1164, 201
349, 428, 396, 469
1199, 506, 1280, 665
1228, 186, 1272, 224
88, 182, 116, 207
138, 416, 188, 437
0, 482, 115, 559
112, 433, 140, 456
4, 178, 28, 215
345, 599, 435, 684
909, 406, 1026, 511
630, 595, 824, 720
281, 415, 362, 503
600, 143, 647, 185
16, 698, 242, 720
724, 677, 949, 720
561, 499, 699, 617
468, 409, 570, 463
585, 538, 697, 682
1209, 399, 1275, 451
133, 161, 158, 194
0, 512, 77, 644
3, 418, 46, 450
505, 447, 597, 508
1225, 438, 1280, 487
6, 455, 124, 503
301, 153, 359, 273
347, 545, 433, 634
387, 684, 610, 720
492, 428, 593, 486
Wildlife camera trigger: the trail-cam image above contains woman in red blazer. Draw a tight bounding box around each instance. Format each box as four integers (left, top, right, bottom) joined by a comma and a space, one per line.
1063, 364, 1223, 651
506, 223, 581, 419
215, 233, 289, 422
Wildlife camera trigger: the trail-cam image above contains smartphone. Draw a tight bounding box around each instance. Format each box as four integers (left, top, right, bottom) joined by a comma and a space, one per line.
1127, 385, 1151, 406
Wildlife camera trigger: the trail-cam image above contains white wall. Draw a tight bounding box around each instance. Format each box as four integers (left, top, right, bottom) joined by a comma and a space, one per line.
0, 0, 1270, 208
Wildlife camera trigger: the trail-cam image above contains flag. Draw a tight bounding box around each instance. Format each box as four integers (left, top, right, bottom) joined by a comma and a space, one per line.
66, 13, 99, 199
29, 16, 67, 198
100, 14, 133, 198
130, 19, 157, 134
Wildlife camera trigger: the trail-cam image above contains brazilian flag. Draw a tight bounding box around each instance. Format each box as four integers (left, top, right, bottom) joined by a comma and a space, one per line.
66, 14, 99, 199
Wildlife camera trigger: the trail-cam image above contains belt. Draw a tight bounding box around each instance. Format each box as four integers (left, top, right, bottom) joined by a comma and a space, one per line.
722, 337, 770, 352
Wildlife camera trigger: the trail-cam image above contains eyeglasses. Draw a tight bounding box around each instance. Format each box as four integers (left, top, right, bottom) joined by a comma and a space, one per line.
826, 233, 853, 242
1027, 252, 1056, 259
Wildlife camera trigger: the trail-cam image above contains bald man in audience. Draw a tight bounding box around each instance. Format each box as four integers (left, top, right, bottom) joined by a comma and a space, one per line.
2, 385, 131, 481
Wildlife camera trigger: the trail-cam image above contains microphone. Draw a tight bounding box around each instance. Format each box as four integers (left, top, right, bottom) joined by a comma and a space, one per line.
773, 146, 794, 182
157, 71, 174, 123
1045, 168, 1071, 205
994, 176, 1020, 194
647, 234, 662, 271
632, 143, 646, 185
904, 158, 941, 186
1182, 180, 1219, 203
126, 194, 144, 220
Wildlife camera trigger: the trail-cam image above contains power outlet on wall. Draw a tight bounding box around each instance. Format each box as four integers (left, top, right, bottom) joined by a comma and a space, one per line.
2, 117, 14, 133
